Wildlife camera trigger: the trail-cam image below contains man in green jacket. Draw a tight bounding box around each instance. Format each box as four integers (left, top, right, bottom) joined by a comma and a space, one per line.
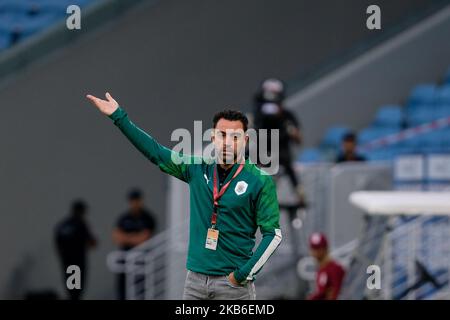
87, 92, 282, 300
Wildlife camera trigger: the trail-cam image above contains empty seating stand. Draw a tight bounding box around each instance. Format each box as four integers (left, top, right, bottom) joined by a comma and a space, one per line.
0, 0, 93, 52
299, 67, 450, 163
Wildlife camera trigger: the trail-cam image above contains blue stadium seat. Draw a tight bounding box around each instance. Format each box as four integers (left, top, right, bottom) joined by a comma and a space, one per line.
373, 105, 404, 128
31, 0, 93, 16
298, 148, 323, 163
405, 103, 434, 115
365, 148, 397, 161
0, 12, 23, 35
408, 84, 438, 106
0, 0, 94, 49
304, 68, 450, 166
0, 0, 92, 15
441, 128, 450, 149
406, 108, 441, 126
0, 12, 61, 44
320, 125, 351, 149
414, 131, 444, 151
401, 135, 421, 150
436, 85, 450, 106
18, 13, 61, 39
357, 127, 399, 145
395, 146, 420, 155
429, 128, 450, 151
0, 32, 10, 50
0, 1, 30, 14
444, 66, 450, 85
435, 105, 450, 119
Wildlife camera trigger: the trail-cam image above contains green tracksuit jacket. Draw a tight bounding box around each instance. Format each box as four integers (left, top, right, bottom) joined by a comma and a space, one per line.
109, 107, 282, 283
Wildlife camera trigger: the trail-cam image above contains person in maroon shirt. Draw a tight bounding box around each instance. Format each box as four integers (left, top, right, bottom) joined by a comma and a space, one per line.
308, 232, 346, 300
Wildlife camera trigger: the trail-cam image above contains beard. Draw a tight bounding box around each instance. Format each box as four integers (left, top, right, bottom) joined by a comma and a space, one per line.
221, 150, 238, 165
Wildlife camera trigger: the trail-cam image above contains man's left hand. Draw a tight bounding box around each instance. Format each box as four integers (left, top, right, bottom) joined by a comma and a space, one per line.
228, 272, 241, 286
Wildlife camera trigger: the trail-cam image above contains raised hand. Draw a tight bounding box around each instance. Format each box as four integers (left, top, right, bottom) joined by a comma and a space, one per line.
86, 92, 119, 116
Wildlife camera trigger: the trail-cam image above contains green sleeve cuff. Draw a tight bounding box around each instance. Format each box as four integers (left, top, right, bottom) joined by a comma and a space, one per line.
233, 268, 247, 284
108, 106, 125, 122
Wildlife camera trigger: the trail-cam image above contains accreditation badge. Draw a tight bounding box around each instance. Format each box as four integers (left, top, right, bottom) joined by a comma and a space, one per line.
205, 228, 219, 250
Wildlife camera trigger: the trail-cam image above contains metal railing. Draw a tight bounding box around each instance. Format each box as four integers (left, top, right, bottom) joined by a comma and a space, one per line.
340, 214, 450, 300
341, 188, 450, 300
106, 218, 188, 300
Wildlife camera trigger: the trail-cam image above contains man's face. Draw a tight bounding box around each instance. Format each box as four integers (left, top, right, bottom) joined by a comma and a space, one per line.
129, 198, 143, 214
310, 247, 327, 262
212, 119, 248, 165
342, 140, 356, 154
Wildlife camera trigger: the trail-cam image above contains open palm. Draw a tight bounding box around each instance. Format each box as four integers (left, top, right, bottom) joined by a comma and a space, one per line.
86, 92, 119, 116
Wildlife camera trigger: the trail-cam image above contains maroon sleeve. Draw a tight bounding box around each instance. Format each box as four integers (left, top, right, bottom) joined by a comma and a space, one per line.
327, 264, 345, 300
307, 270, 328, 300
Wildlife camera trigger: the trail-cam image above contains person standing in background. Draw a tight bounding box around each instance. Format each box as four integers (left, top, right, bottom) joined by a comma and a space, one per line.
308, 232, 345, 300
253, 78, 306, 207
335, 132, 366, 163
113, 188, 156, 300
54, 200, 97, 300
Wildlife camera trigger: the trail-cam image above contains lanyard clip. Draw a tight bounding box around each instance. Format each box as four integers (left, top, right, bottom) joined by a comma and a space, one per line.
211, 212, 217, 226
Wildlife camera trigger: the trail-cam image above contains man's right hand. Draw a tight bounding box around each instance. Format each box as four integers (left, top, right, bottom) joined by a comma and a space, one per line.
86, 92, 119, 116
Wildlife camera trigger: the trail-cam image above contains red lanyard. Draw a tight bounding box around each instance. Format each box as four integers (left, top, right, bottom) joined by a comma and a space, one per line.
211, 162, 245, 226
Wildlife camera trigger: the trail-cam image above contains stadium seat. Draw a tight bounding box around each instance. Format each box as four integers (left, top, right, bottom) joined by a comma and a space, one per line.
18, 13, 62, 40
373, 105, 404, 128
440, 128, 450, 149
0, 32, 10, 50
365, 148, 397, 161
0, 12, 61, 44
401, 135, 421, 150
436, 85, 450, 106
0, 0, 94, 50
31, 0, 93, 16
0, 12, 23, 39
406, 108, 441, 126
405, 103, 434, 115
357, 127, 399, 145
444, 66, 450, 85
0, 0, 92, 15
408, 84, 438, 106
320, 125, 351, 149
414, 131, 445, 151
435, 105, 450, 119
430, 128, 450, 151
0, 1, 30, 14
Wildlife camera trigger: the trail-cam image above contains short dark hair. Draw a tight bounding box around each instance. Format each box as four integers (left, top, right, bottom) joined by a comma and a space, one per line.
213, 110, 248, 132
342, 132, 357, 143
128, 188, 142, 200
71, 200, 87, 216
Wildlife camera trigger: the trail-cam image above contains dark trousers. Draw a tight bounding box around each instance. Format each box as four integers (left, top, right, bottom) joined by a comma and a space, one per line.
117, 273, 126, 300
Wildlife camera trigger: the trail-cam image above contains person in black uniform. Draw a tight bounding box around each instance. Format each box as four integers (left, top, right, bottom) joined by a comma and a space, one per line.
54, 200, 97, 300
335, 132, 366, 163
253, 78, 306, 206
113, 188, 156, 300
